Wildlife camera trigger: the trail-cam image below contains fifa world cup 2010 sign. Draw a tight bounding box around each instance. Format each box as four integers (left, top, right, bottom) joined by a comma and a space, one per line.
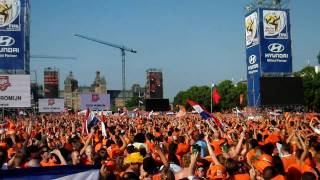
245, 8, 293, 107
0, 0, 29, 71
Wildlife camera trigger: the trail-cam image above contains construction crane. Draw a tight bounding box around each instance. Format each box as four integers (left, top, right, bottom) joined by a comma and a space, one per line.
30, 55, 77, 60
74, 34, 137, 106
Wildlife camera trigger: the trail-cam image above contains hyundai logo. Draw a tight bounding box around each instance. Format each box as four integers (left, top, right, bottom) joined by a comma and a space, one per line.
0, 36, 15, 47
249, 55, 257, 65
268, 43, 284, 53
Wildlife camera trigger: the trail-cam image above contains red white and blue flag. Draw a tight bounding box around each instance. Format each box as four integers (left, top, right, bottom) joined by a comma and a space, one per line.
187, 99, 224, 132
236, 107, 245, 120
85, 111, 101, 134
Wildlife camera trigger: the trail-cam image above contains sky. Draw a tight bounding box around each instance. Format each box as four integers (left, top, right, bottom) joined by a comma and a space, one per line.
30, 0, 320, 100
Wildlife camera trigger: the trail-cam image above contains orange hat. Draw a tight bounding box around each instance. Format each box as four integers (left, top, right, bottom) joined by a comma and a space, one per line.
207, 165, 227, 179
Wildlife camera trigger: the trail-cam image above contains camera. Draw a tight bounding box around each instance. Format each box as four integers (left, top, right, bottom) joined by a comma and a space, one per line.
191, 144, 201, 154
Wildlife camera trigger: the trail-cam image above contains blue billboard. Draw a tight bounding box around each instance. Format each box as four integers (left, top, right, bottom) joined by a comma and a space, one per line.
0, 0, 27, 71
245, 8, 293, 107
259, 8, 292, 73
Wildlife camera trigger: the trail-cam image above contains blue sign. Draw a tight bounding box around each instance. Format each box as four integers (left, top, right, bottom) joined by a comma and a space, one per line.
245, 8, 292, 107
0, 0, 27, 70
259, 8, 292, 73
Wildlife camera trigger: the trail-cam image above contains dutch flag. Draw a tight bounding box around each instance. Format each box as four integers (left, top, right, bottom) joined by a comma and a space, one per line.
187, 99, 224, 132
85, 111, 101, 134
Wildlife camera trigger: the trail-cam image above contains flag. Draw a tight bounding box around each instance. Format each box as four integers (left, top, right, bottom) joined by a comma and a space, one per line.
236, 107, 245, 120
240, 93, 244, 105
85, 112, 101, 134
100, 110, 107, 122
187, 99, 224, 132
176, 105, 186, 118
120, 107, 128, 116
148, 110, 154, 119
212, 87, 221, 104
82, 108, 90, 134
1, 165, 100, 179
101, 122, 107, 137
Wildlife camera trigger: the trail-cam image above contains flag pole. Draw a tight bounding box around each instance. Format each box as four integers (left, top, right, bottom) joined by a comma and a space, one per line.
211, 83, 213, 113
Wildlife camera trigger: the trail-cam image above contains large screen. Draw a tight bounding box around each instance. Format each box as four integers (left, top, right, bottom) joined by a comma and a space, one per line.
260, 77, 303, 106
145, 99, 170, 112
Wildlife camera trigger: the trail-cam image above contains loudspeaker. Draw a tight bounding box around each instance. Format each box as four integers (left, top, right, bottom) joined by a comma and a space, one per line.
260, 77, 303, 106
145, 99, 170, 111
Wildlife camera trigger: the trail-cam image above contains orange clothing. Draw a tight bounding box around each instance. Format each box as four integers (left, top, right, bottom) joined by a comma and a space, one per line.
176, 143, 190, 156
154, 132, 161, 138
146, 140, 155, 152
281, 155, 297, 172
211, 139, 224, 156
271, 175, 286, 180
229, 173, 251, 180
107, 144, 120, 158
40, 160, 57, 167
265, 134, 280, 144
246, 149, 256, 162
95, 143, 102, 153
207, 164, 227, 179
7, 147, 15, 159
287, 162, 314, 174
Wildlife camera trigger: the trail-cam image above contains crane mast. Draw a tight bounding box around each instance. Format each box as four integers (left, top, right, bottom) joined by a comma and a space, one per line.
74, 34, 137, 106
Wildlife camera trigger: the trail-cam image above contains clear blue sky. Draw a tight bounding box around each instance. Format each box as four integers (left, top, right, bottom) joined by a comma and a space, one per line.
30, 0, 320, 100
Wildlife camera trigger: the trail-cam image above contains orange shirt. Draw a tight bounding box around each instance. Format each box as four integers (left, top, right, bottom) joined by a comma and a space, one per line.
229, 173, 251, 180
40, 160, 57, 167
207, 165, 227, 179
176, 143, 190, 156
41, 159, 59, 167
146, 140, 155, 152
287, 162, 314, 174
271, 175, 286, 180
211, 139, 224, 156
281, 155, 297, 172
246, 149, 256, 162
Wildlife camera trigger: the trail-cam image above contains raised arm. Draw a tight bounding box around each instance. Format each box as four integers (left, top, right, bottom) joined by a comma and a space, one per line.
80, 129, 94, 155
204, 133, 221, 165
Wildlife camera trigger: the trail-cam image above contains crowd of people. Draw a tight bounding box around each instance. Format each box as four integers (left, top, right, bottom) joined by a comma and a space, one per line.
0, 109, 319, 180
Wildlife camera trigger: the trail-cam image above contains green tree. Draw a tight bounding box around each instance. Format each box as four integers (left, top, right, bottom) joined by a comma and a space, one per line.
294, 66, 320, 111
173, 81, 247, 111
317, 50, 320, 64
126, 95, 140, 109
173, 86, 210, 110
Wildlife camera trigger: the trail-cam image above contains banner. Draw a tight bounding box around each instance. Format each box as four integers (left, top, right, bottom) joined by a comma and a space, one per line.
0, 0, 28, 70
245, 11, 259, 48
39, 98, 64, 113
80, 93, 110, 110
245, 8, 292, 107
1, 165, 99, 180
260, 9, 292, 73
0, 74, 30, 107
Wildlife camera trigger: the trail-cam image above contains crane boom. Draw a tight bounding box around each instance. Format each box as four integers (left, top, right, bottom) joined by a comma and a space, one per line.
75, 34, 137, 107
74, 34, 137, 53
30, 55, 77, 60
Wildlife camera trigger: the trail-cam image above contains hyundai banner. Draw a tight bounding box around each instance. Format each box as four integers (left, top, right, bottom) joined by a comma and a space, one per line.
0, 0, 28, 70
245, 8, 292, 107
80, 93, 110, 110
0, 74, 30, 107
260, 9, 292, 73
39, 98, 64, 113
